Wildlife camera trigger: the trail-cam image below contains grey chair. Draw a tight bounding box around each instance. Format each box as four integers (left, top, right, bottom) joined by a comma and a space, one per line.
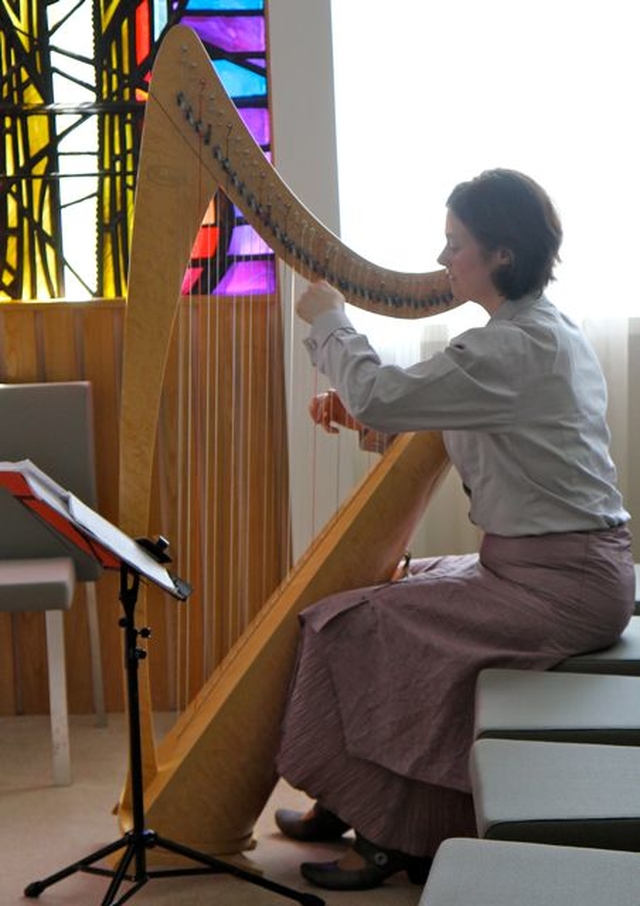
419, 838, 640, 906
0, 381, 106, 785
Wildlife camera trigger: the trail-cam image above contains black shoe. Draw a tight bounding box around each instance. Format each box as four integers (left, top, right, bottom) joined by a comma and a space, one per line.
300, 833, 432, 890
275, 804, 351, 842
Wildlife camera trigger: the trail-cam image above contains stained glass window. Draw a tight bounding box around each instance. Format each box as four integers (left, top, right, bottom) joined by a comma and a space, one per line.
0, 0, 272, 300
173, 0, 274, 297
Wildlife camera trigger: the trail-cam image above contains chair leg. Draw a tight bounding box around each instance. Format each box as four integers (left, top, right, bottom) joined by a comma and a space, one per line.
44, 610, 71, 786
85, 582, 106, 727
10, 611, 24, 714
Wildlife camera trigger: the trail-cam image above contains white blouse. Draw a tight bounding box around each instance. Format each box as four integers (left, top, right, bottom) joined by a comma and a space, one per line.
303, 294, 629, 536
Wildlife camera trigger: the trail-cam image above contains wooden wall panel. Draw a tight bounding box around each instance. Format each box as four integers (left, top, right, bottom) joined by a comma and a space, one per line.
0, 613, 15, 712
0, 307, 39, 381
0, 302, 125, 715
0, 297, 292, 719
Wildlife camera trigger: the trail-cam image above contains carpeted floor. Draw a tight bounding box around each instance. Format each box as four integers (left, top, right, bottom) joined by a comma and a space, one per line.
0, 713, 423, 905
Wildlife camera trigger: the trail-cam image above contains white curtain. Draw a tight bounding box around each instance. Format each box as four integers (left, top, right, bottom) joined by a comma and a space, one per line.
272, 1, 638, 563
317, 0, 639, 560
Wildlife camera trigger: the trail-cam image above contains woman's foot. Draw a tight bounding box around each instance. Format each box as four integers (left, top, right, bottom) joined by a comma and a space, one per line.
275, 803, 351, 842
299, 833, 432, 890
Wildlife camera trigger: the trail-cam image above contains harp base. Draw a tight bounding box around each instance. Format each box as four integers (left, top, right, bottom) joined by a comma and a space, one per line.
23, 565, 324, 906
116, 801, 260, 862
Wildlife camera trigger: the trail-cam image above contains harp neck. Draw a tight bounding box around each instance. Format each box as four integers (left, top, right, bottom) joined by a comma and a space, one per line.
146, 24, 459, 319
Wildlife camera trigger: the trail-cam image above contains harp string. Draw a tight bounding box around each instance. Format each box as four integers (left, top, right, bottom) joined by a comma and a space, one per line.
151, 62, 403, 717
167, 39, 456, 318
158, 29, 458, 678
162, 200, 287, 709
117, 27, 457, 833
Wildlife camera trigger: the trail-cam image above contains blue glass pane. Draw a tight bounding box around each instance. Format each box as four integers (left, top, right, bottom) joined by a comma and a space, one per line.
181, 15, 265, 52
183, 0, 263, 9
214, 260, 276, 295
213, 60, 266, 98
153, 2, 169, 40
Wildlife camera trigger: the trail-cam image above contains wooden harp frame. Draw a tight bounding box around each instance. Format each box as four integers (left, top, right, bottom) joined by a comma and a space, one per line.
118, 24, 454, 855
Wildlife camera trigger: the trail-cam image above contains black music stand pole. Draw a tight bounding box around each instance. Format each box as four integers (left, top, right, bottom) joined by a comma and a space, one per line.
0, 462, 323, 906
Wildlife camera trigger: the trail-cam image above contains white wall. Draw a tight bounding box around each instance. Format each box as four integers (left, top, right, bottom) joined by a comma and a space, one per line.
268, 0, 361, 559
267, 1, 484, 560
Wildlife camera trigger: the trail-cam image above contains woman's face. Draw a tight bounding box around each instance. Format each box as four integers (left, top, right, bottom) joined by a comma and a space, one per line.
438, 210, 507, 312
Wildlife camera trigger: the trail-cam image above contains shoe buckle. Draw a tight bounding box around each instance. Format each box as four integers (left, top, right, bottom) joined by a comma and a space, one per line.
373, 851, 389, 868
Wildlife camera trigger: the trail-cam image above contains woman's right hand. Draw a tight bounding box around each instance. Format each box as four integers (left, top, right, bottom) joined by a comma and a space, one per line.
309, 390, 361, 435
296, 280, 345, 324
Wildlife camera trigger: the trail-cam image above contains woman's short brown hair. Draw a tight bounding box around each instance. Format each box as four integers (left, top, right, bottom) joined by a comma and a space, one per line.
446, 169, 563, 300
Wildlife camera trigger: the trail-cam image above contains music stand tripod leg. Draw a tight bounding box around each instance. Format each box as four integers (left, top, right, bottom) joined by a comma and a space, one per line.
24, 563, 325, 906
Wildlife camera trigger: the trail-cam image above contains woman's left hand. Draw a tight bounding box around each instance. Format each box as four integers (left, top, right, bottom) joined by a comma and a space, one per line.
309, 390, 360, 434
296, 280, 345, 324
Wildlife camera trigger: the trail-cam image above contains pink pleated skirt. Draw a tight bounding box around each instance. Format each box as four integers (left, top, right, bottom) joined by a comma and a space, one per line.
276, 526, 635, 856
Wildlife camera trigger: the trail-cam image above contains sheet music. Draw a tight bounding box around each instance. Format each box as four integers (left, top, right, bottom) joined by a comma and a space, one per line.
0, 459, 188, 599
67, 495, 183, 596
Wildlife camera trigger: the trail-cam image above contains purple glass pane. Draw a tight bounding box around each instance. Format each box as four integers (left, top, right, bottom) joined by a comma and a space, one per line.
180, 16, 265, 52
214, 260, 276, 295
238, 108, 269, 145
228, 224, 271, 256
180, 0, 263, 10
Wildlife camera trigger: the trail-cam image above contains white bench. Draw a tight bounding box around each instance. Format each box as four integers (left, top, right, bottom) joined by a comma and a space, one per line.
419, 838, 640, 906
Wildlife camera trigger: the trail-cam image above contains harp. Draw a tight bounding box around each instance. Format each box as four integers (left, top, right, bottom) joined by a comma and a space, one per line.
118, 24, 457, 855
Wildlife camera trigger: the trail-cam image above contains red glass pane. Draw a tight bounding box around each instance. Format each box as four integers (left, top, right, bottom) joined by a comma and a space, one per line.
181, 266, 204, 294
135, 2, 151, 65
191, 225, 220, 258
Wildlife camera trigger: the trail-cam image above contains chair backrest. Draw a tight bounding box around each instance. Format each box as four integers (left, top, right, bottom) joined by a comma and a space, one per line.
0, 382, 101, 581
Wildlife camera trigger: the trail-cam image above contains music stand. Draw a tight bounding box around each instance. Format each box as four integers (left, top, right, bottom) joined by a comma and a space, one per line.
0, 460, 324, 906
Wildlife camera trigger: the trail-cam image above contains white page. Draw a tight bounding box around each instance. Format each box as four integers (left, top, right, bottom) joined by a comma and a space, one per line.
0, 459, 187, 599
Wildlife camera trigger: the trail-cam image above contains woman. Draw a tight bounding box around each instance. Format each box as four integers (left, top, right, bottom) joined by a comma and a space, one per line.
274, 169, 635, 891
